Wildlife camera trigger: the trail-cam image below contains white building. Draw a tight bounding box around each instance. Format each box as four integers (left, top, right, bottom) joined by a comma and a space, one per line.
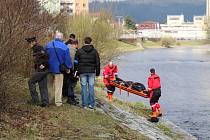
160, 15, 207, 40
207, 0, 210, 21
137, 15, 207, 40
60, 0, 74, 15
167, 15, 184, 25
38, 0, 89, 15
39, 0, 61, 14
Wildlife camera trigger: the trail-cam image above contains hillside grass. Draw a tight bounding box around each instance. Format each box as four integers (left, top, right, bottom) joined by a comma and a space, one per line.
0, 74, 150, 140
95, 77, 189, 140
116, 40, 144, 53
142, 39, 209, 48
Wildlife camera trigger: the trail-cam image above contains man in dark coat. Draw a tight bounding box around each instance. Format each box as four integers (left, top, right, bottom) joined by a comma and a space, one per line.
74, 37, 100, 109
25, 37, 49, 107
62, 33, 79, 105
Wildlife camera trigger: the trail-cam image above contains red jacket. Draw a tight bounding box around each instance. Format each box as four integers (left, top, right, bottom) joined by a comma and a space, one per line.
148, 74, 161, 91
103, 65, 118, 86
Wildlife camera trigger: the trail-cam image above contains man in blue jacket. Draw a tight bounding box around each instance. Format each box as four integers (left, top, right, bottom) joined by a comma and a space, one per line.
45, 31, 72, 106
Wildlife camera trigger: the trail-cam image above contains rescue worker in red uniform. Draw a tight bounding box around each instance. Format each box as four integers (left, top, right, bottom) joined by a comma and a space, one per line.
148, 68, 162, 119
103, 61, 118, 101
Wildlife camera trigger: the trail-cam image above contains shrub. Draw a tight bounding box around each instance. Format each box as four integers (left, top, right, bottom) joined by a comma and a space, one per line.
161, 38, 176, 47
59, 12, 119, 65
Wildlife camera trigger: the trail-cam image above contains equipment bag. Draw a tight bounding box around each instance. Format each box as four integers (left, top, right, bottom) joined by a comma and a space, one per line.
131, 82, 146, 92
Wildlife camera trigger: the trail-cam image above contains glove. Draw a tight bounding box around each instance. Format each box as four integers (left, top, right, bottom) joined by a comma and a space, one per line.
39, 64, 45, 69
115, 75, 119, 80
107, 76, 110, 82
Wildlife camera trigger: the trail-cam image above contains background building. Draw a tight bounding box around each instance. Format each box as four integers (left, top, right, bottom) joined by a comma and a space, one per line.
207, 0, 210, 21
39, 0, 89, 15
39, 0, 61, 14
137, 15, 207, 40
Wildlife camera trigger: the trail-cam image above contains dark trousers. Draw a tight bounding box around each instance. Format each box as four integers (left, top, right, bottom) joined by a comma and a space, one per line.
28, 71, 49, 105
150, 88, 161, 105
63, 74, 77, 100
106, 85, 115, 94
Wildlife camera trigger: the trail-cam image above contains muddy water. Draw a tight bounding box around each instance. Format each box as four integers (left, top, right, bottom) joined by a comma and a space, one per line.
114, 46, 210, 139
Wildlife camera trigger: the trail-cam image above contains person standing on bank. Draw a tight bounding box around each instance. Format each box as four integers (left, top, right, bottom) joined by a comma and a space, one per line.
148, 68, 162, 121
45, 32, 72, 106
62, 33, 79, 105
26, 37, 49, 107
74, 37, 100, 109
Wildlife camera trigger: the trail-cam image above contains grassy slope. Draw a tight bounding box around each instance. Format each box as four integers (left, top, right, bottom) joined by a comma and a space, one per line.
0, 42, 149, 140
95, 78, 189, 140
116, 40, 144, 53
1, 41, 194, 140
142, 40, 209, 48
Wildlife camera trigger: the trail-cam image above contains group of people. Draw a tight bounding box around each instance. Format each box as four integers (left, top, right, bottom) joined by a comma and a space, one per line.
26, 31, 162, 118
103, 64, 162, 118
26, 31, 100, 109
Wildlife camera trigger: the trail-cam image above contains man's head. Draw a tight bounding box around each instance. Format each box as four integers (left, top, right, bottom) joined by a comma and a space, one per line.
55, 31, 63, 40
150, 68, 155, 74
108, 61, 113, 68
25, 37, 37, 48
84, 37, 92, 45
69, 34, 76, 39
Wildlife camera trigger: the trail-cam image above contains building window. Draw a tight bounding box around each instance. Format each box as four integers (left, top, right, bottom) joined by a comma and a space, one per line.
76, 3, 79, 6
83, 4, 86, 7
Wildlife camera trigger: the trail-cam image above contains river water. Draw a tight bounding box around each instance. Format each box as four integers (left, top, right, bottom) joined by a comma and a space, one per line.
114, 46, 210, 140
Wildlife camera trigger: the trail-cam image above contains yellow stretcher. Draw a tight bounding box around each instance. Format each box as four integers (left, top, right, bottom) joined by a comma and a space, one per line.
109, 81, 149, 98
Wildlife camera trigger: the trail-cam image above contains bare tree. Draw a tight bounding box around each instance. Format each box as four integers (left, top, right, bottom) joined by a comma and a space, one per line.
0, 0, 59, 111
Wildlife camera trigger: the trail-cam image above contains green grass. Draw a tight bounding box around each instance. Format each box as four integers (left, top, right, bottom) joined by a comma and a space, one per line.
116, 40, 144, 52
142, 40, 162, 48
95, 78, 192, 140
0, 75, 150, 140
175, 40, 209, 46
142, 39, 209, 48
157, 123, 174, 138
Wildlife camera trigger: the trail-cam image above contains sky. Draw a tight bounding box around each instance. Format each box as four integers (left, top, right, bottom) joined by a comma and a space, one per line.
89, 0, 205, 4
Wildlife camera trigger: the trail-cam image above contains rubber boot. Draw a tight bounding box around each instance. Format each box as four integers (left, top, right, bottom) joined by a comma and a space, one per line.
150, 112, 159, 122
108, 93, 113, 102
110, 94, 113, 101
157, 108, 162, 117
107, 93, 111, 101
156, 103, 162, 117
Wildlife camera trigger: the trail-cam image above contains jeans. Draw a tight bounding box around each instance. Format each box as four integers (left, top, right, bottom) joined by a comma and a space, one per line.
80, 73, 95, 107
28, 71, 49, 105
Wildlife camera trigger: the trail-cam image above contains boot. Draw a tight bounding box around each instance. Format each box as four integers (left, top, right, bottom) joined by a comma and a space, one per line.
157, 109, 162, 117
110, 94, 113, 101
150, 111, 157, 118
108, 94, 112, 101
150, 112, 159, 122
155, 103, 162, 117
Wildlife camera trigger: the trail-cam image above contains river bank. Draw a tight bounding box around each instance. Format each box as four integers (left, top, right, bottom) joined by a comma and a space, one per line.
95, 78, 196, 140
0, 42, 199, 140
113, 45, 210, 139
141, 40, 209, 49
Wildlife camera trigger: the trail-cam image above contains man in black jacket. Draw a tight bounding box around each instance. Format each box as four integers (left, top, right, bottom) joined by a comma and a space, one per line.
25, 37, 49, 107
74, 37, 100, 109
62, 34, 79, 105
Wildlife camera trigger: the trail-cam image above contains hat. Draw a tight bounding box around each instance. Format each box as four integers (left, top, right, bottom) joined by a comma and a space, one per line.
150, 68, 155, 74
25, 37, 37, 43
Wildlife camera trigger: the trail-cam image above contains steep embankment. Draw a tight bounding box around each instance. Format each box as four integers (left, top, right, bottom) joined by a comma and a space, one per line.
0, 42, 196, 140
95, 80, 197, 140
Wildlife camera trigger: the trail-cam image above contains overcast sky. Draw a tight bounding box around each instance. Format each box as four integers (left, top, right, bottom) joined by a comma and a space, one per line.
90, 0, 205, 4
